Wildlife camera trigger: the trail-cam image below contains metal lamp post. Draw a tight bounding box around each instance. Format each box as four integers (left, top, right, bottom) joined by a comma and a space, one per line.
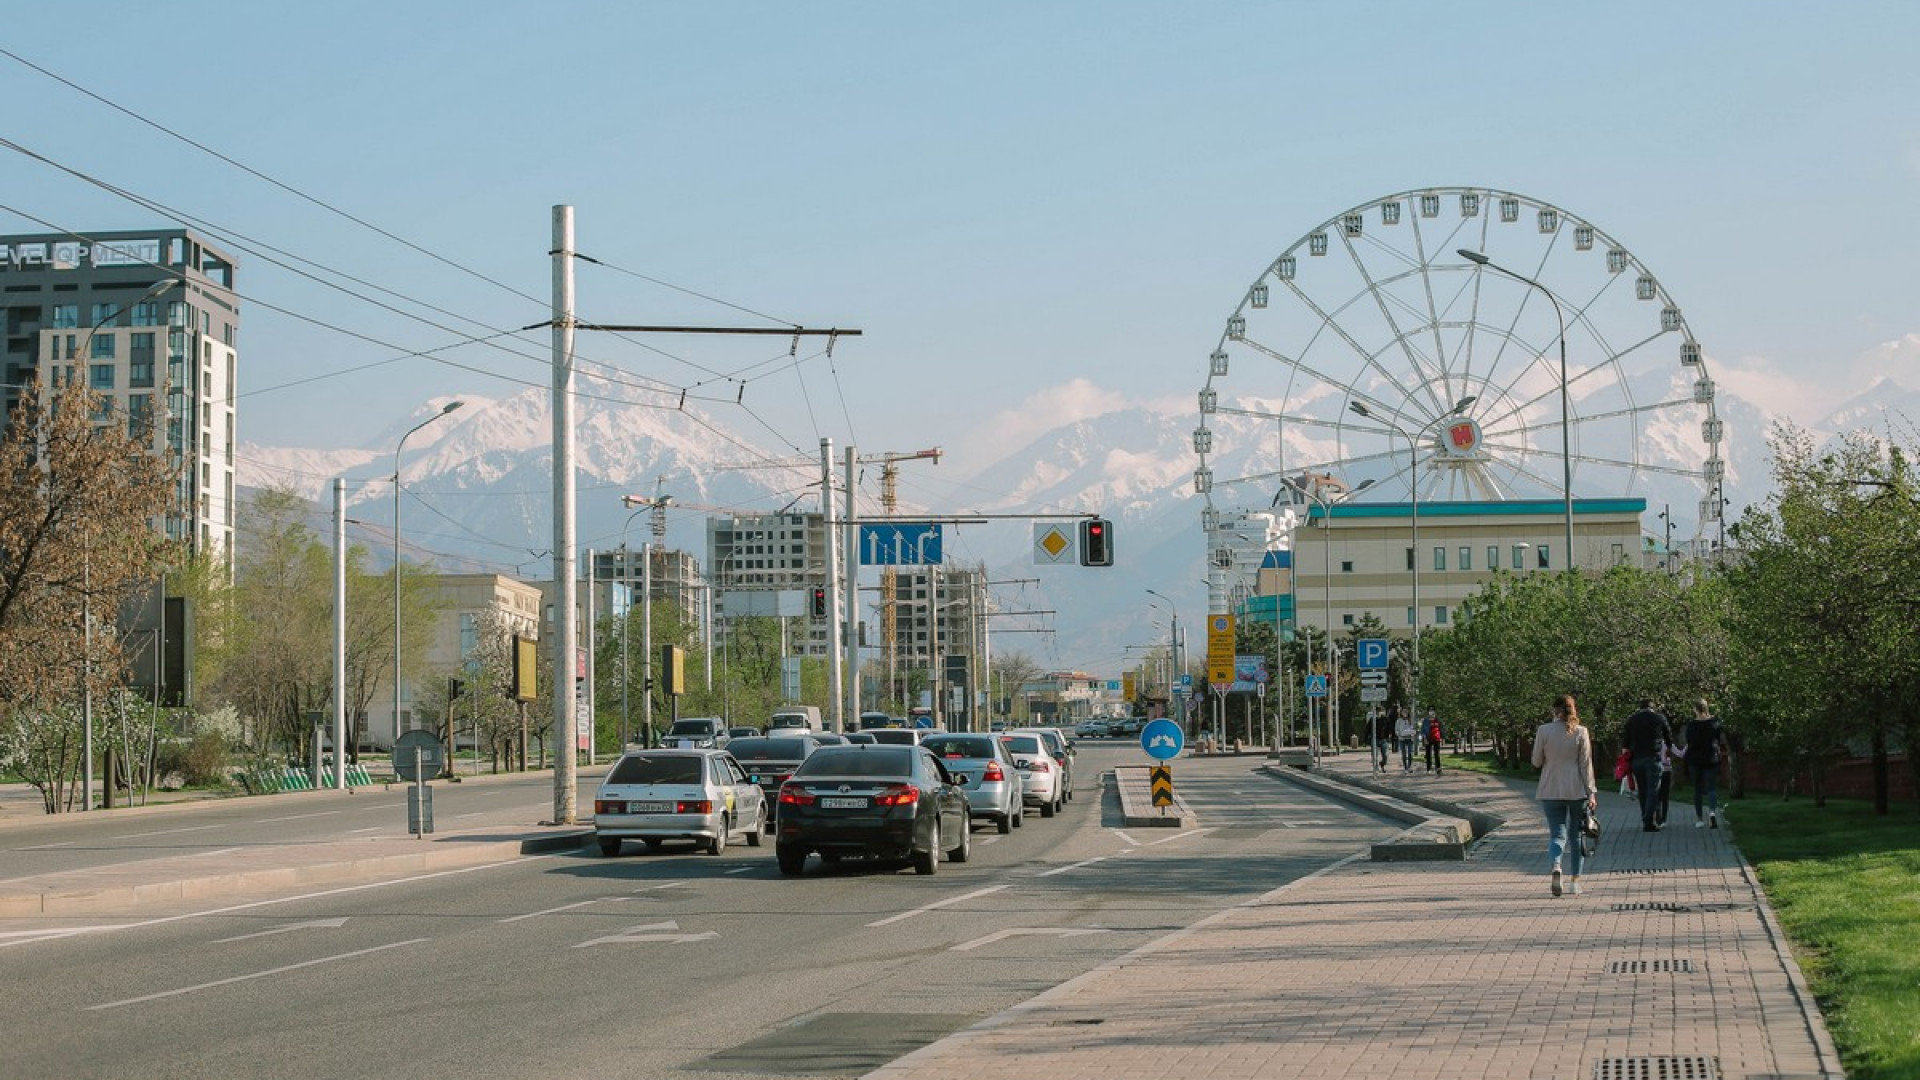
392, 401, 464, 755
1459, 249, 1574, 568
1144, 589, 1181, 725
1275, 476, 1374, 760
1348, 397, 1475, 714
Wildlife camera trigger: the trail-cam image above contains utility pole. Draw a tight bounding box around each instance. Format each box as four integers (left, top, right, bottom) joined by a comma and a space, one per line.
551, 204, 579, 824
843, 446, 860, 724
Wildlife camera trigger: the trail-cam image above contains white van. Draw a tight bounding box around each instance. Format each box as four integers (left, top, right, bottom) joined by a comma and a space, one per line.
768, 705, 822, 736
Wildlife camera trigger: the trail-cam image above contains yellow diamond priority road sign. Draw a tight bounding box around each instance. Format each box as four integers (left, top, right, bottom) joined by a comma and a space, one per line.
1034, 523, 1074, 564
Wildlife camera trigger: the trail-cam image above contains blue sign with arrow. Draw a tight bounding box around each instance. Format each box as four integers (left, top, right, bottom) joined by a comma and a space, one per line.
858, 522, 943, 566
1141, 718, 1185, 761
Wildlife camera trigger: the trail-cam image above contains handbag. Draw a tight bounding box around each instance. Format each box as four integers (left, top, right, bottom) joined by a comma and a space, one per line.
1612, 748, 1632, 782
1578, 803, 1600, 857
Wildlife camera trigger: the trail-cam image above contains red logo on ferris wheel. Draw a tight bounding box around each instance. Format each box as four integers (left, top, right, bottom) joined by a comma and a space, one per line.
1446, 420, 1481, 455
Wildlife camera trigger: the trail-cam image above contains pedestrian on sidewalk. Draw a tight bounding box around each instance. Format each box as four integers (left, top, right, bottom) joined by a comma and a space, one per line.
1532, 693, 1598, 897
1422, 709, 1444, 774
1680, 699, 1731, 829
1621, 698, 1677, 832
1371, 706, 1396, 773
1394, 706, 1418, 773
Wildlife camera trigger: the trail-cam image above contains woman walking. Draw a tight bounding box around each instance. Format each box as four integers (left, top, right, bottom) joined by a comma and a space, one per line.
1532, 694, 1598, 897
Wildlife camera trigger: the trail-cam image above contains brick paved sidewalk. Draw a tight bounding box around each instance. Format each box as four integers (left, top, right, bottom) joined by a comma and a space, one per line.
868, 753, 1843, 1080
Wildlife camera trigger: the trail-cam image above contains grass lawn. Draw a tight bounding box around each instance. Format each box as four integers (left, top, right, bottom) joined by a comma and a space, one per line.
1437, 748, 1538, 782
1731, 795, 1920, 1080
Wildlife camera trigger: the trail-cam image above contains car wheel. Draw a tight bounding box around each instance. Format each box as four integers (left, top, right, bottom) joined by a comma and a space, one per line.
996, 811, 1013, 835
597, 836, 621, 857
1054, 793, 1065, 815
642, 838, 663, 851
914, 821, 940, 875
1040, 798, 1056, 819
1012, 808, 1024, 829
775, 842, 806, 876
948, 813, 971, 863
745, 806, 764, 847
707, 815, 728, 856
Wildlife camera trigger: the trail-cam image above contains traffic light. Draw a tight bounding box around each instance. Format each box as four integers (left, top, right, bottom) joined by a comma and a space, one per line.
810, 586, 828, 618
1080, 517, 1113, 566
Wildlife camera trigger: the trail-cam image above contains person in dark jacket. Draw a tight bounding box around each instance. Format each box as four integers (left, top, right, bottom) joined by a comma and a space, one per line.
1621, 699, 1677, 832
1680, 699, 1731, 829
1371, 707, 1396, 772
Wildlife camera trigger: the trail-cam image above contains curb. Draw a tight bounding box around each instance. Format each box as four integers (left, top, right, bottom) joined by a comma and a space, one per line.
1262, 763, 1485, 860
1112, 766, 1199, 828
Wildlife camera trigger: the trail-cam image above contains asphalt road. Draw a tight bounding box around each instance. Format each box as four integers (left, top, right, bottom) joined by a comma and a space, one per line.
0, 766, 605, 881
0, 745, 1404, 1080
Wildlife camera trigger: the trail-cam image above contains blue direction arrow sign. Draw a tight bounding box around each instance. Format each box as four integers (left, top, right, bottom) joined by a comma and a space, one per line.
858, 523, 943, 566
1358, 638, 1389, 671
1304, 674, 1329, 699
1141, 718, 1185, 761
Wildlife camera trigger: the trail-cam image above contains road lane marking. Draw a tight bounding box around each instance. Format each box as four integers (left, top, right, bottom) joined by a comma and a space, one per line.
865, 884, 1010, 927
111, 823, 227, 840
211, 917, 349, 944
1144, 828, 1215, 847
0, 925, 133, 943
347, 827, 383, 834
951, 927, 1110, 951
200, 847, 244, 858
573, 920, 718, 947
256, 810, 343, 824
724, 866, 753, 874
499, 899, 608, 923
629, 880, 687, 892
1112, 830, 1139, 846
1036, 856, 1109, 877
87, 939, 427, 1010
16, 841, 76, 850
1, 855, 552, 950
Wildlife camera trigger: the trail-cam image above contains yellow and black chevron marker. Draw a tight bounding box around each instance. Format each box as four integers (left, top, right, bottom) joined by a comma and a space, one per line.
1150, 764, 1174, 809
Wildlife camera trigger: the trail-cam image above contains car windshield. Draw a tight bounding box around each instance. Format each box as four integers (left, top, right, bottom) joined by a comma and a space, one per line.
667, 720, 715, 736
867, 729, 918, 745
922, 735, 996, 759
793, 747, 915, 778
607, 754, 703, 785
727, 738, 810, 761
1001, 736, 1044, 756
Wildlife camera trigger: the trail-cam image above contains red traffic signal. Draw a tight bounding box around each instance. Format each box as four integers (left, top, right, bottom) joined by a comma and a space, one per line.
1079, 518, 1113, 566
810, 586, 828, 618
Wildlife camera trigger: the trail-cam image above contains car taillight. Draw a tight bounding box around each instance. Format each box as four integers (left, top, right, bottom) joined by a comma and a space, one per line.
594, 800, 623, 815
1029, 759, 1051, 773
983, 762, 1005, 782
779, 786, 816, 806
675, 800, 712, 814
872, 785, 920, 807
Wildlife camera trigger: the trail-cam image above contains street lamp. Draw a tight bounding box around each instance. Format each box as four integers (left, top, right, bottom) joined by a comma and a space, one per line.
1348, 396, 1475, 714
1275, 476, 1374, 760
1459, 248, 1574, 568
393, 401, 464, 761
1144, 588, 1181, 723
614, 504, 651, 750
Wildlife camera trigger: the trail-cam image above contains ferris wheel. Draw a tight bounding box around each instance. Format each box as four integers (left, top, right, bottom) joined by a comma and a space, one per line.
1192, 186, 1725, 543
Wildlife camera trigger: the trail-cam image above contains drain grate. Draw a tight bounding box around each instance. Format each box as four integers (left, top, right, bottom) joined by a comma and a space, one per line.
1611, 902, 1690, 913
1610, 867, 1676, 875
1607, 959, 1695, 974
1593, 1055, 1718, 1080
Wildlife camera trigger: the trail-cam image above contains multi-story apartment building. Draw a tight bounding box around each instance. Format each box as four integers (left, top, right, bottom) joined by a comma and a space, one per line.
1, 229, 238, 559
891, 563, 988, 728
705, 512, 831, 655
592, 546, 706, 632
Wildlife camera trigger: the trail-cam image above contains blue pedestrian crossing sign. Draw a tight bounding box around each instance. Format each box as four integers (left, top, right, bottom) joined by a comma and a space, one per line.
1358, 638, 1389, 671
1304, 674, 1329, 699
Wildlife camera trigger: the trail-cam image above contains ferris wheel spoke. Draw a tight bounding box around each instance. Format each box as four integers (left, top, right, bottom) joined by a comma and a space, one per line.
1274, 278, 1430, 412
1337, 232, 1451, 417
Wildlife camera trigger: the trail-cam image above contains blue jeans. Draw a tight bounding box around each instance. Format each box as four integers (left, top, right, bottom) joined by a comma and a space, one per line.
1373, 737, 1391, 768
1398, 737, 1416, 769
1632, 756, 1664, 826
1542, 799, 1587, 877
1689, 762, 1721, 816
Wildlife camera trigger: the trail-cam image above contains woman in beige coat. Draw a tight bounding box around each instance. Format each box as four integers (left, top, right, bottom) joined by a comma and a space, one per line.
1531, 694, 1598, 897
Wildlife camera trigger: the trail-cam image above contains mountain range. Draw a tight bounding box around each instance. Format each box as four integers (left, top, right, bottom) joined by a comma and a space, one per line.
236, 372, 1920, 670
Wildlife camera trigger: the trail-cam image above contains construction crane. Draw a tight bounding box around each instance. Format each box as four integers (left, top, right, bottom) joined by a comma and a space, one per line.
869, 449, 942, 712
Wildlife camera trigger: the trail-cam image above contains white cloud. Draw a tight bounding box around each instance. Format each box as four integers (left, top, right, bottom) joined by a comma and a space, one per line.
965, 379, 1131, 454
1712, 334, 1920, 428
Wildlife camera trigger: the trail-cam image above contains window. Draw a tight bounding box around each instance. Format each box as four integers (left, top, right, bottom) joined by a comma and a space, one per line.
89, 303, 118, 326
90, 363, 115, 389
1435, 605, 1450, 625
1459, 546, 1472, 571
1512, 545, 1528, 570
1342, 613, 1356, 626
1432, 546, 1446, 571
131, 301, 161, 326
128, 394, 153, 439
130, 333, 155, 387
1406, 606, 1417, 627
1537, 544, 1552, 570
1612, 543, 1626, 565
1405, 546, 1415, 572
51, 304, 78, 328
1340, 560, 1354, 573
459, 613, 477, 657
91, 334, 114, 359
1488, 545, 1499, 571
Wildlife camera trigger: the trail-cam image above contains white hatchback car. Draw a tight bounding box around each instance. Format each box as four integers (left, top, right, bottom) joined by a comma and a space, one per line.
594, 748, 765, 856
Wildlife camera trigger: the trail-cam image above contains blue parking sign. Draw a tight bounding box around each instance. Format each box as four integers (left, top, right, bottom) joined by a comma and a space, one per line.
1357, 638, 1389, 671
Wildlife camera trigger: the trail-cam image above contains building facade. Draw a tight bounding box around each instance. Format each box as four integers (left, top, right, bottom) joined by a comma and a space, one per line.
2, 229, 239, 559
372, 573, 544, 750
705, 512, 831, 655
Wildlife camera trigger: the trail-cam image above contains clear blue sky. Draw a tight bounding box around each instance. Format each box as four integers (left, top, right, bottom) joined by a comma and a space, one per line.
5, 1, 1917, 484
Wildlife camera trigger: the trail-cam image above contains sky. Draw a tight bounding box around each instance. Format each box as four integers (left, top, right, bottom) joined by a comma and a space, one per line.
5, 1, 1918, 518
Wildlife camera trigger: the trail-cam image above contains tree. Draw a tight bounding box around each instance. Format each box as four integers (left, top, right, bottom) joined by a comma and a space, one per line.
0, 379, 178, 812
991, 651, 1044, 724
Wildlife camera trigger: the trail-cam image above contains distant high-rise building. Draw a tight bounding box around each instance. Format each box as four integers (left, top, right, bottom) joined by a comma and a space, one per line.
0, 228, 238, 559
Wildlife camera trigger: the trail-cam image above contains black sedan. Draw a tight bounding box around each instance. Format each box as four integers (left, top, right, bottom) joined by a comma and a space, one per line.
775, 745, 970, 876
726, 736, 820, 832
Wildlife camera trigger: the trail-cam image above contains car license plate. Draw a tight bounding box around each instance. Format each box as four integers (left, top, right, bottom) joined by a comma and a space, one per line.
820, 796, 866, 809
951, 774, 969, 785
630, 801, 672, 813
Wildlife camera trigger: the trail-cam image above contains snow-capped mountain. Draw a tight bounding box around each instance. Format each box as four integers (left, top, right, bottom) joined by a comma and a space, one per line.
236, 371, 1908, 667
